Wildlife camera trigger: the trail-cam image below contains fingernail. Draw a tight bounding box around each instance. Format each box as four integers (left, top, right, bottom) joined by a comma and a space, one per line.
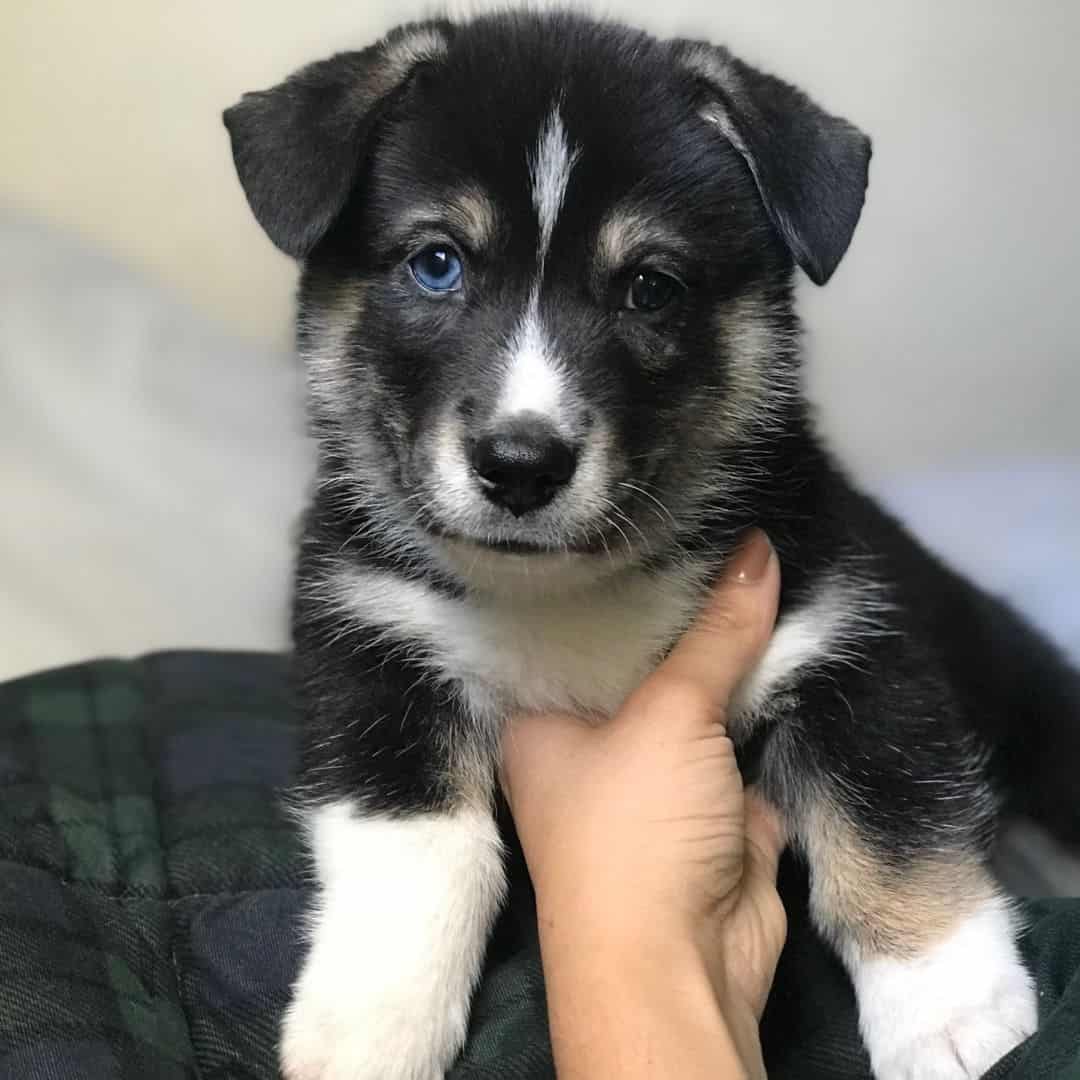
726, 529, 774, 584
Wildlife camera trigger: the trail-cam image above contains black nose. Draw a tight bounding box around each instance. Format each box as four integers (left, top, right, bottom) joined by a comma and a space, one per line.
470, 417, 577, 517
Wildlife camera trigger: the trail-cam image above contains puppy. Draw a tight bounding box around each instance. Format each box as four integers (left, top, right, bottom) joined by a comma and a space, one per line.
224, 11, 1080, 1079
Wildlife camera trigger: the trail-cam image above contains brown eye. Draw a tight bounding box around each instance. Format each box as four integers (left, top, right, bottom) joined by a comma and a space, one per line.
625, 269, 683, 312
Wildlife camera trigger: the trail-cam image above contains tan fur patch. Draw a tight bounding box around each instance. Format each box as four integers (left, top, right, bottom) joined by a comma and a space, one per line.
594, 205, 691, 274
393, 186, 498, 253
710, 286, 797, 443
446, 186, 498, 251
299, 277, 367, 417
800, 797, 997, 959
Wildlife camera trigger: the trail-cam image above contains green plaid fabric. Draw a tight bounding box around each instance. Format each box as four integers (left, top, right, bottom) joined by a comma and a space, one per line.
0, 653, 1077, 1079
0, 654, 305, 1080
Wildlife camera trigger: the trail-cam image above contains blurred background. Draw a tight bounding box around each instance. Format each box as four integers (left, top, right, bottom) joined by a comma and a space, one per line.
2, 0, 1078, 685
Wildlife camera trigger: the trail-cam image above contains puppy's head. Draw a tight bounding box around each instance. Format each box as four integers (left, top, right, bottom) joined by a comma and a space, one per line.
225, 13, 870, 592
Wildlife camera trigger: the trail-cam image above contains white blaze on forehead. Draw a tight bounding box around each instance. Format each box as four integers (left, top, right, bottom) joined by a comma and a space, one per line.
499, 104, 579, 425
529, 105, 580, 267
497, 289, 566, 420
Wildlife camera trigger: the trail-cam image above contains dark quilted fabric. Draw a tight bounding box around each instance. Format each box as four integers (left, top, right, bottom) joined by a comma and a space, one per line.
0, 652, 1077, 1079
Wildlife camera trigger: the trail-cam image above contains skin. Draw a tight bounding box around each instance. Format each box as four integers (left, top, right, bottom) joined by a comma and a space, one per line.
500, 529, 788, 1079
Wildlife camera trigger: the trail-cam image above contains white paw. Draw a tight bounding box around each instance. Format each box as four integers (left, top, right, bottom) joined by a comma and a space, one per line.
870, 972, 1035, 1079
852, 898, 1037, 1080
279, 967, 467, 1080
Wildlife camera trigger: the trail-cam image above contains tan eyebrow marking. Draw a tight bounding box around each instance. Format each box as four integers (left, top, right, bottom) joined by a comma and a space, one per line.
447, 186, 499, 250
394, 185, 499, 251
595, 205, 693, 274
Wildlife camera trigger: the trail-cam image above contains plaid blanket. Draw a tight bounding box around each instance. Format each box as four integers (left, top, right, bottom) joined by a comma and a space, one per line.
0, 653, 1077, 1079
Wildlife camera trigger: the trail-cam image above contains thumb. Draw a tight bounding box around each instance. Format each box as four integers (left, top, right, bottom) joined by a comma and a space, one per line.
640, 529, 780, 718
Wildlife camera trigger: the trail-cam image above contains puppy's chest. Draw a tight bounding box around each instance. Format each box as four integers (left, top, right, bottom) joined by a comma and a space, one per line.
450, 584, 702, 718
340, 566, 704, 718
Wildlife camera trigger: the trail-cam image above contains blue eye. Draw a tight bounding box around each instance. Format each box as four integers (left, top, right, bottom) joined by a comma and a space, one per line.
409, 246, 463, 292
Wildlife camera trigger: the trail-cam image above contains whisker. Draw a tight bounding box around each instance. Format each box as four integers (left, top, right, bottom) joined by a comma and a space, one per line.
599, 509, 633, 558
616, 480, 677, 528
598, 496, 648, 554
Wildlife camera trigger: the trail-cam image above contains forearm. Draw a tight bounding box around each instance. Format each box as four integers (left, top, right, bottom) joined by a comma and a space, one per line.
537, 904, 767, 1080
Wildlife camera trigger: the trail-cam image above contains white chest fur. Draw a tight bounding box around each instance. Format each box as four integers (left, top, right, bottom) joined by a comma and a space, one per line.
329, 561, 864, 727
331, 563, 703, 718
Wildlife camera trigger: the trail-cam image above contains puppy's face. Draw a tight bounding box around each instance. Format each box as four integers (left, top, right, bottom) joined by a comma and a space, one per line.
226, 15, 870, 590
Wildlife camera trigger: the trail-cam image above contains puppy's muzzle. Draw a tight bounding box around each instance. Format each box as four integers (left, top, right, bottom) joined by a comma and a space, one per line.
469, 414, 578, 517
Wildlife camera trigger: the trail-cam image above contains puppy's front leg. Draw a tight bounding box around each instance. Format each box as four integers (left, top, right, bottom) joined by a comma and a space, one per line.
797, 783, 1036, 1080
281, 799, 505, 1080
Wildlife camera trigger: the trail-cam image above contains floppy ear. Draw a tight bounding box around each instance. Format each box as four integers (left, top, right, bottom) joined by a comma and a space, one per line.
670, 41, 871, 285
223, 21, 452, 259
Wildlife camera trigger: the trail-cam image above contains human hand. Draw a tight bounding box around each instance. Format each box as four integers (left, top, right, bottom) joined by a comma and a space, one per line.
500, 529, 787, 1028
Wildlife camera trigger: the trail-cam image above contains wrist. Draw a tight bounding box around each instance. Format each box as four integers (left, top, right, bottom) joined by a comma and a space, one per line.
534, 876, 698, 953
536, 898, 767, 1079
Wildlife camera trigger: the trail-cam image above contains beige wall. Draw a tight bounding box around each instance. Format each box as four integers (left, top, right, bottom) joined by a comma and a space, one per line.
3, 2, 404, 347
4, 1, 1078, 476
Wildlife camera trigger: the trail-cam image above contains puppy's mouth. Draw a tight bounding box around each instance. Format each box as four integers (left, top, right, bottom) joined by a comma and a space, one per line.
427, 526, 604, 557
429, 526, 642, 593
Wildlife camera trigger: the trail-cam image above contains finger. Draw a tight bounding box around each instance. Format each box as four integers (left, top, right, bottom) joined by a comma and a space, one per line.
741, 788, 787, 886
648, 529, 780, 711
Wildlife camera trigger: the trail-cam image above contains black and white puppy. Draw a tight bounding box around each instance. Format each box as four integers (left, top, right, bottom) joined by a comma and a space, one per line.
225, 12, 1080, 1079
